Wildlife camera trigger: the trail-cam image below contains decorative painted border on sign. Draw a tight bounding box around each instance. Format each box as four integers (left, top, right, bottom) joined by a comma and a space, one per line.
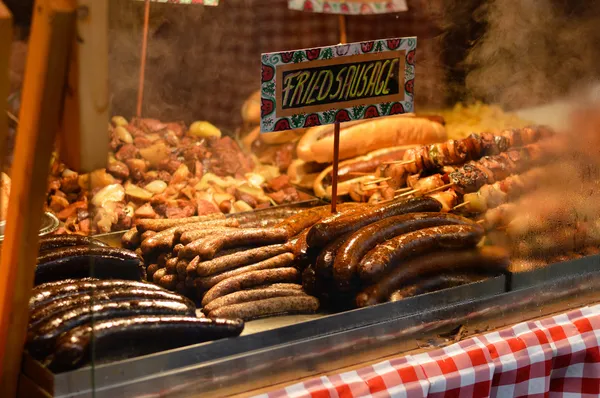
135, 0, 219, 5
260, 37, 416, 133
288, 0, 407, 14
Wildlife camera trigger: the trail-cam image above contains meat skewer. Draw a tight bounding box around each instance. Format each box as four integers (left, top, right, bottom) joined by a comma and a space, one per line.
380, 125, 554, 188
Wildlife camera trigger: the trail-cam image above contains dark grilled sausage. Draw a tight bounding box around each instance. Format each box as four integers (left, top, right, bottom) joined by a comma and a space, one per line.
334, 213, 475, 288
202, 285, 306, 313
358, 224, 484, 283
207, 296, 319, 321
389, 273, 488, 301
356, 246, 509, 307
180, 228, 289, 260
49, 316, 244, 371
201, 268, 299, 306
194, 253, 295, 291
29, 288, 194, 329
191, 243, 291, 277
315, 232, 352, 279
38, 235, 108, 253
27, 300, 194, 357
275, 204, 360, 238
35, 247, 144, 285
135, 214, 226, 233
30, 280, 164, 310
307, 197, 442, 248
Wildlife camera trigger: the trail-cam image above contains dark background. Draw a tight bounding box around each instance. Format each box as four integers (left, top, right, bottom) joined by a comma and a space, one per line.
6, 0, 600, 131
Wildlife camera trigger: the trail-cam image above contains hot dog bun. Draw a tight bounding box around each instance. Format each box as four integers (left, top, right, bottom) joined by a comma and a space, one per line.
287, 159, 326, 190
297, 114, 447, 164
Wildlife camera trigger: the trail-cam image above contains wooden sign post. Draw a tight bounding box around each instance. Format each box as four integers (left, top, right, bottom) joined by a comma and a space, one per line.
259, 36, 416, 213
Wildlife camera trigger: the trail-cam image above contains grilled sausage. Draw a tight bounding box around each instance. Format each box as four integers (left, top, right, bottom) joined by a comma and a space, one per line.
334, 213, 475, 288
315, 232, 352, 279
207, 296, 319, 321
358, 224, 484, 283
27, 300, 194, 357
307, 197, 442, 248
356, 246, 509, 307
135, 214, 226, 233
49, 316, 244, 371
179, 227, 239, 245
121, 228, 141, 249
201, 268, 299, 306
38, 235, 108, 253
29, 288, 194, 329
145, 263, 158, 280
230, 207, 304, 227
203, 285, 306, 313
275, 204, 360, 238
158, 274, 178, 290
388, 273, 488, 301
191, 244, 291, 277
30, 279, 164, 310
153, 268, 167, 284
35, 247, 144, 285
180, 228, 289, 260
141, 220, 240, 255
193, 253, 295, 291
140, 230, 157, 242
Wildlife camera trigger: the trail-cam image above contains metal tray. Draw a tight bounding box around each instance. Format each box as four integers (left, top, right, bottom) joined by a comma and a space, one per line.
20, 275, 507, 397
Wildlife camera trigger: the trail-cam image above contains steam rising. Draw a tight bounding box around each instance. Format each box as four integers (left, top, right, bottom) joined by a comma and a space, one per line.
464, 0, 600, 109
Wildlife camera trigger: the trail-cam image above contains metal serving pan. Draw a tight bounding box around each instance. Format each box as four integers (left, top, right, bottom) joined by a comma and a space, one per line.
20, 275, 507, 397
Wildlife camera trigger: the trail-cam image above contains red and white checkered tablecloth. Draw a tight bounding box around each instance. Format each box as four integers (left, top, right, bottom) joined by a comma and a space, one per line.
255, 304, 600, 398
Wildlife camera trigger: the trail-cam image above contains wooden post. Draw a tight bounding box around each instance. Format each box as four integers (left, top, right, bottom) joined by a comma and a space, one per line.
59, 0, 109, 173
136, 0, 151, 117
0, 0, 76, 395
0, 1, 12, 166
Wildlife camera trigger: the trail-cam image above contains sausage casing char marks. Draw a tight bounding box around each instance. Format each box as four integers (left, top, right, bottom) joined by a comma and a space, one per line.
180, 227, 288, 260
190, 243, 291, 277
29, 279, 164, 310
35, 247, 144, 285
27, 299, 194, 357
194, 253, 296, 291
307, 197, 442, 248
38, 235, 108, 253
135, 213, 225, 233
201, 267, 299, 306
333, 213, 476, 288
356, 246, 509, 307
202, 285, 306, 313
29, 287, 193, 328
49, 316, 244, 371
275, 204, 359, 238
358, 224, 484, 283
207, 296, 319, 321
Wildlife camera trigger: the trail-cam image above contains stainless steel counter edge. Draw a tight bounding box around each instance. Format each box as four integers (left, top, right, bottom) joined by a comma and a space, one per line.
56, 270, 599, 397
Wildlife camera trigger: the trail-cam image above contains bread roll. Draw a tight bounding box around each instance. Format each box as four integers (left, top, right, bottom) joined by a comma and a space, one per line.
297, 114, 446, 164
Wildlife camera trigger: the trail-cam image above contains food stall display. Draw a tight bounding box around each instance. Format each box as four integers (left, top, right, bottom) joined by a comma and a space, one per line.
45, 117, 311, 235
2, 1, 600, 397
